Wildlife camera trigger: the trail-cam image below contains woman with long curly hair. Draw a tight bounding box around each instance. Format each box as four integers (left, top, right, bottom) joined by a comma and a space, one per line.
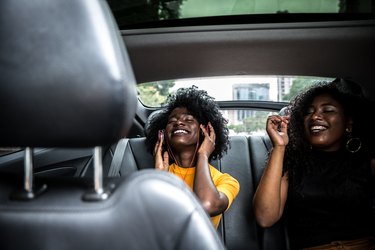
145, 86, 240, 229
253, 79, 375, 249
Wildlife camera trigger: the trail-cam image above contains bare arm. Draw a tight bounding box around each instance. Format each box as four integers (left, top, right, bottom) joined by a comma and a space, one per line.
194, 122, 229, 216
253, 115, 289, 228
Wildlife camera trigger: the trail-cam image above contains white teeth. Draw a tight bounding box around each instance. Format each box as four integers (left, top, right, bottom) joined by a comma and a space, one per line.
174, 129, 188, 134
310, 126, 326, 132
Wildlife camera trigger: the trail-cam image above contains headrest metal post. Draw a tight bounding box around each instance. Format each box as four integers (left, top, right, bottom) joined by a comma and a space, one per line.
24, 147, 34, 193
10, 147, 47, 200
93, 146, 104, 194
82, 146, 113, 201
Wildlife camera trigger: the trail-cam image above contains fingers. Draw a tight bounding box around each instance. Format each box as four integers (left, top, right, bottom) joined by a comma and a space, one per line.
267, 115, 283, 123
279, 119, 288, 132
153, 140, 161, 157
208, 122, 216, 139
208, 122, 216, 145
200, 122, 216, 146
267, 115, 289, 127
154, 130, 170, 171
153, 130, 164, 157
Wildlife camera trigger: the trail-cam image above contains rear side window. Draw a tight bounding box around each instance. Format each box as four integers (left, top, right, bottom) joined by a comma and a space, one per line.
137, 75, 333, 107
137, 75, 333, 135
221, 109, 276, 136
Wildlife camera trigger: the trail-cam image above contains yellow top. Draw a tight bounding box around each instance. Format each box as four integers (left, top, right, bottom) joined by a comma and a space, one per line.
168, 163, 240, 228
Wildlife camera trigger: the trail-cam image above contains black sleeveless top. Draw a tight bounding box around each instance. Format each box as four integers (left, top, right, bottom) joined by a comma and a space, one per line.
286, 149, 375, 249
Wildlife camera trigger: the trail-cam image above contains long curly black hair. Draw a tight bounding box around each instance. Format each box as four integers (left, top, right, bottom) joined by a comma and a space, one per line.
284, 78, 372, 177
145, 86, 230, 161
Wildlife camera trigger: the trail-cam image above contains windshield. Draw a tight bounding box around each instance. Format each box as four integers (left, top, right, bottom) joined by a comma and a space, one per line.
107, 0, 374, 29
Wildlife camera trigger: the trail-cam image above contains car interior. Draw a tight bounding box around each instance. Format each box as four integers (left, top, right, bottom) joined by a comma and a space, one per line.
0, 1, 227, 250
0, 0, 374, 250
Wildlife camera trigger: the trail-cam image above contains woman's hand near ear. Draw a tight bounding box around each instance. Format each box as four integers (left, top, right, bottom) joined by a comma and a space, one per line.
198, 122, 216, 158
153, 130, 169, 171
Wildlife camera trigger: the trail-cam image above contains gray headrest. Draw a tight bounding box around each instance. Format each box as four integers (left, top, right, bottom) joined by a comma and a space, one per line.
144, 110, 165, 137
0, 0, 137, 147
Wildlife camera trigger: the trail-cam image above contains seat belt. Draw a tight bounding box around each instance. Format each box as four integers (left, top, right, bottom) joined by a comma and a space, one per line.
262, 135, 272, 154
108, 138, 129, 177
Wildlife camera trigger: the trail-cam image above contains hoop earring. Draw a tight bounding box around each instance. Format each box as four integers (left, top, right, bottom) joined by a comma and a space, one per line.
346, 137, 362, 153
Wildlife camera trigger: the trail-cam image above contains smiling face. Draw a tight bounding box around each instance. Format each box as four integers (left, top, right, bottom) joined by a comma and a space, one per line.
165, 107, 200, 152
303, 93, 351, 152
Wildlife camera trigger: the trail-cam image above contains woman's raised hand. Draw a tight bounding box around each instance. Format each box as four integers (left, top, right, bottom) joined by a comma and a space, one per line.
198, 122, 216, 158
153, 130, 169, 171
266, 115, 289, 147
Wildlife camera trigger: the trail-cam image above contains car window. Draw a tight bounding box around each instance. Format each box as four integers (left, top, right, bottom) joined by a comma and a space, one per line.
220, 109, 275, 136
107, 0, 373, 29
137, 75, 334, 135
137, 75, 333, 106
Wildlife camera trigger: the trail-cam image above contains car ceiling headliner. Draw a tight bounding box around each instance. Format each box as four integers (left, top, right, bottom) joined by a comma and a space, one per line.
121, 19, 375, 101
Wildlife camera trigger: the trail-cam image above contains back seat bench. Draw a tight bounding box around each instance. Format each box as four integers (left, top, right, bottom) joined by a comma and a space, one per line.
105, 135, 289, 250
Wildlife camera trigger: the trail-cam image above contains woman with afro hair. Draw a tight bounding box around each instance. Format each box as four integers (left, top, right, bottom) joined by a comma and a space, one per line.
145, 86, 240, 229
253, 79, 375, 249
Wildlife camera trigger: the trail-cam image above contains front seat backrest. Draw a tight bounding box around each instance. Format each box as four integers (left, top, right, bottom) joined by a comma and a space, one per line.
0, 0, 137, 147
